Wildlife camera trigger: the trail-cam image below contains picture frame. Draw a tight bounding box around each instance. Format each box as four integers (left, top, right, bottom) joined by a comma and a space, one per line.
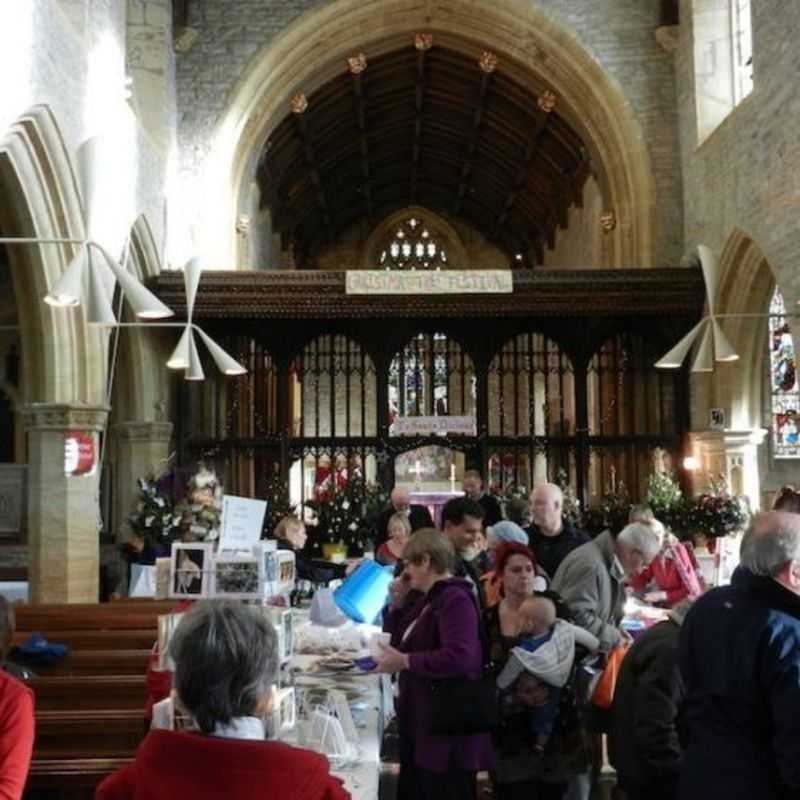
211, 554, 264, 599
169, 543, 212, 599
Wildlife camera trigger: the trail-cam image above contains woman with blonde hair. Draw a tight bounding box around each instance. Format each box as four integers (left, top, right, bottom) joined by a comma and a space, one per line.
376, 512, 412, 566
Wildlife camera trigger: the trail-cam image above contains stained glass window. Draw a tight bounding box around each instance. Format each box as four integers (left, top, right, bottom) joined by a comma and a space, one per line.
769, 286, 799, 458
378, 217, 447, 270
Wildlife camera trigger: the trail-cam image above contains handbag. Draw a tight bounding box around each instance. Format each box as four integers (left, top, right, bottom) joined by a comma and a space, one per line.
590, 644, 629, 710
428, 593, 500, 735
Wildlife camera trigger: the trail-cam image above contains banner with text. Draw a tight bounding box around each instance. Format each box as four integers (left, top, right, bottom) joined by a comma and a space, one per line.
391, 416, 476, 436
346, 270, 513, 295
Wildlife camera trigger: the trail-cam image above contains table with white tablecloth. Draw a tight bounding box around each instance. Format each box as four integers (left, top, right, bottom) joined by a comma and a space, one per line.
285, 654, 392, 800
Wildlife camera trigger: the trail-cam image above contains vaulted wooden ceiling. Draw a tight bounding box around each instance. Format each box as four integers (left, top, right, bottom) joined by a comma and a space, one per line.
257, 42, 591, 267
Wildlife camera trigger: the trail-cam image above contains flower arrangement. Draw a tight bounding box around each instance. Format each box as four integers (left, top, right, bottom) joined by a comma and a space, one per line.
581, 480, 630, 536
127, 472, 181, 547
645, 469, 684, 533
687, 474, 750, 538
174, 463, 223, 542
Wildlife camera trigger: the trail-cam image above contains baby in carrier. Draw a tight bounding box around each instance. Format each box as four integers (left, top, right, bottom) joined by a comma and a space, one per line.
498, 596, 599, 754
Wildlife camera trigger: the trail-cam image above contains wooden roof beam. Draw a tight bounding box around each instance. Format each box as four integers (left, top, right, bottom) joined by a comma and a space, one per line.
348, 53, 374, 220
492, 90, 557, 240
289, 93, 335, 245
410, 34, 433, 205
453, 51, 497, 215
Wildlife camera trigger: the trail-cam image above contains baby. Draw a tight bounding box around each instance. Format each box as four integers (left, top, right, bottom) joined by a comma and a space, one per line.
498, 596, 599, 754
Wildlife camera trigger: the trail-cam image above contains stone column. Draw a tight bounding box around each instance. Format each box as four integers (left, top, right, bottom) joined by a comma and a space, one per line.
687, 429, 768, 510
113, 421, 174, 544
23, 404, 109, 603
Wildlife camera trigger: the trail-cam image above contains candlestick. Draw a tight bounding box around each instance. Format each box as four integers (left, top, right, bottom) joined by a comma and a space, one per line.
610, 465, 616, 494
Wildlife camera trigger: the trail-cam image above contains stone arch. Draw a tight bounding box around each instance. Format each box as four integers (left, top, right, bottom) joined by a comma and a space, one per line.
111, 213, 173, 424
200, 0, 657, 270
705, 229, 776, 431
361, 206, 468, 270
0, 104, 106, 405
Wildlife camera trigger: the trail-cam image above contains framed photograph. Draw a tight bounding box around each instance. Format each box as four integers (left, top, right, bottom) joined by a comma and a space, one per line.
169, 543, 212, 599
709, 407, 726, 431
265, 607, 294, 663
212, 554, 264, 599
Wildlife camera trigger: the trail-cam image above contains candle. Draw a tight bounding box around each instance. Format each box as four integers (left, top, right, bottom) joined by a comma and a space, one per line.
450, 463, 456, 482
610, 465, 616, 493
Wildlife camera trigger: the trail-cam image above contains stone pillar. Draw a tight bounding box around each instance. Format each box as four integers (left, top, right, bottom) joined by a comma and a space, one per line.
23, 404, 109, 603
688, 429, 768, 510
113, 421, 174, 543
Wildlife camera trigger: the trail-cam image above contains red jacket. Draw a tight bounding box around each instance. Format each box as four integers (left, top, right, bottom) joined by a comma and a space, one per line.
629, 540, 704, 607
95, 729, 350, 800
0, 670, 34, 800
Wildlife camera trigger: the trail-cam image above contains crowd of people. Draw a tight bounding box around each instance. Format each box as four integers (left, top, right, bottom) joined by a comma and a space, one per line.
370, 480, 800, 800
3, 478, 800, 800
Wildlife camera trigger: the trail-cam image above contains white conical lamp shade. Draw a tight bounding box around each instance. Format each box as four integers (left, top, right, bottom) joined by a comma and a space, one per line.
655, 320, 706, 369
185, 330, 205, 381
195, 328, 247, 376
698, 244, 719, 315
691, 322, 714, 372
44, 246, 87, 307
77, 138, 103, 241
86, 257, 116, 326
94, 244, 174, 319
167, 326, 191, 369
712, 318, 739, 362
183, 257, 202, 320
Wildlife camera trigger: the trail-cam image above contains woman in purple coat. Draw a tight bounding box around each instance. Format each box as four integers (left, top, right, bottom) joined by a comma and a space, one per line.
376, 527, 494, 800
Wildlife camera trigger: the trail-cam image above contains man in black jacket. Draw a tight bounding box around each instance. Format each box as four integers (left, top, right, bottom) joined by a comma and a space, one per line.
463, 470, 503, 529
608, 601, 690, 800
441, 496, 485, 607
373, 486, 434, 548
676, 511, 800, 800
525, 483, 589, 580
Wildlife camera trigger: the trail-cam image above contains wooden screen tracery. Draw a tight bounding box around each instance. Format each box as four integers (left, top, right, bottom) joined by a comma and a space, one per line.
586, 332, 682, 501
486, 332, 576, 493
179, 319, 692, 513
293, 335, 377, 438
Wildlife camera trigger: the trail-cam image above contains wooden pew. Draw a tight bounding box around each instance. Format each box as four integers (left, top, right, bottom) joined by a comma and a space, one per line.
17, 600, 170, 800
30, 676, 147, 712
34, 649, 151, 677
35, 710, 145, 757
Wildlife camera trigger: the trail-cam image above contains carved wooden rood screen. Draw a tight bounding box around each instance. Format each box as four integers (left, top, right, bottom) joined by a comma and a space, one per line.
158, 269, 704, 511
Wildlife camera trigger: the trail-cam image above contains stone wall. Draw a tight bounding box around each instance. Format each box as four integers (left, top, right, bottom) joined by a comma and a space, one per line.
674, 0, 800, 502
676, 0, 800, 307
175, 0, 683, 268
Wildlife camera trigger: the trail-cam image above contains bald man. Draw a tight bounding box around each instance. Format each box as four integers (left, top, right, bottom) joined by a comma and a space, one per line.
678, 512, 800, 800
373, 486, 434, 548
525, 483, 589, 580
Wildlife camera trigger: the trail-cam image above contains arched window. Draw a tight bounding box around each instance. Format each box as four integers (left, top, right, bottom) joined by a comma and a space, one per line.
388, 332, 474, 429
378, 217, 448, 270
769, 287, 799, 458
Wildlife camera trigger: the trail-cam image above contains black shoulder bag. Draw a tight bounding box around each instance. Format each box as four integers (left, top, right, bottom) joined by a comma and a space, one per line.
429, 592, 500, 735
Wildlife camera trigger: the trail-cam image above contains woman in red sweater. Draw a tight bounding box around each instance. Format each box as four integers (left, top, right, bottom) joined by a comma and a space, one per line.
0, 596, 34, 800
97, 601, 348, 800
627, 506, 704, 607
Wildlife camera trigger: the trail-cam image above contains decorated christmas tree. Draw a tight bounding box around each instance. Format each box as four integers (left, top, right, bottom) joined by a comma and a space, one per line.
263, 465, 296, 538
